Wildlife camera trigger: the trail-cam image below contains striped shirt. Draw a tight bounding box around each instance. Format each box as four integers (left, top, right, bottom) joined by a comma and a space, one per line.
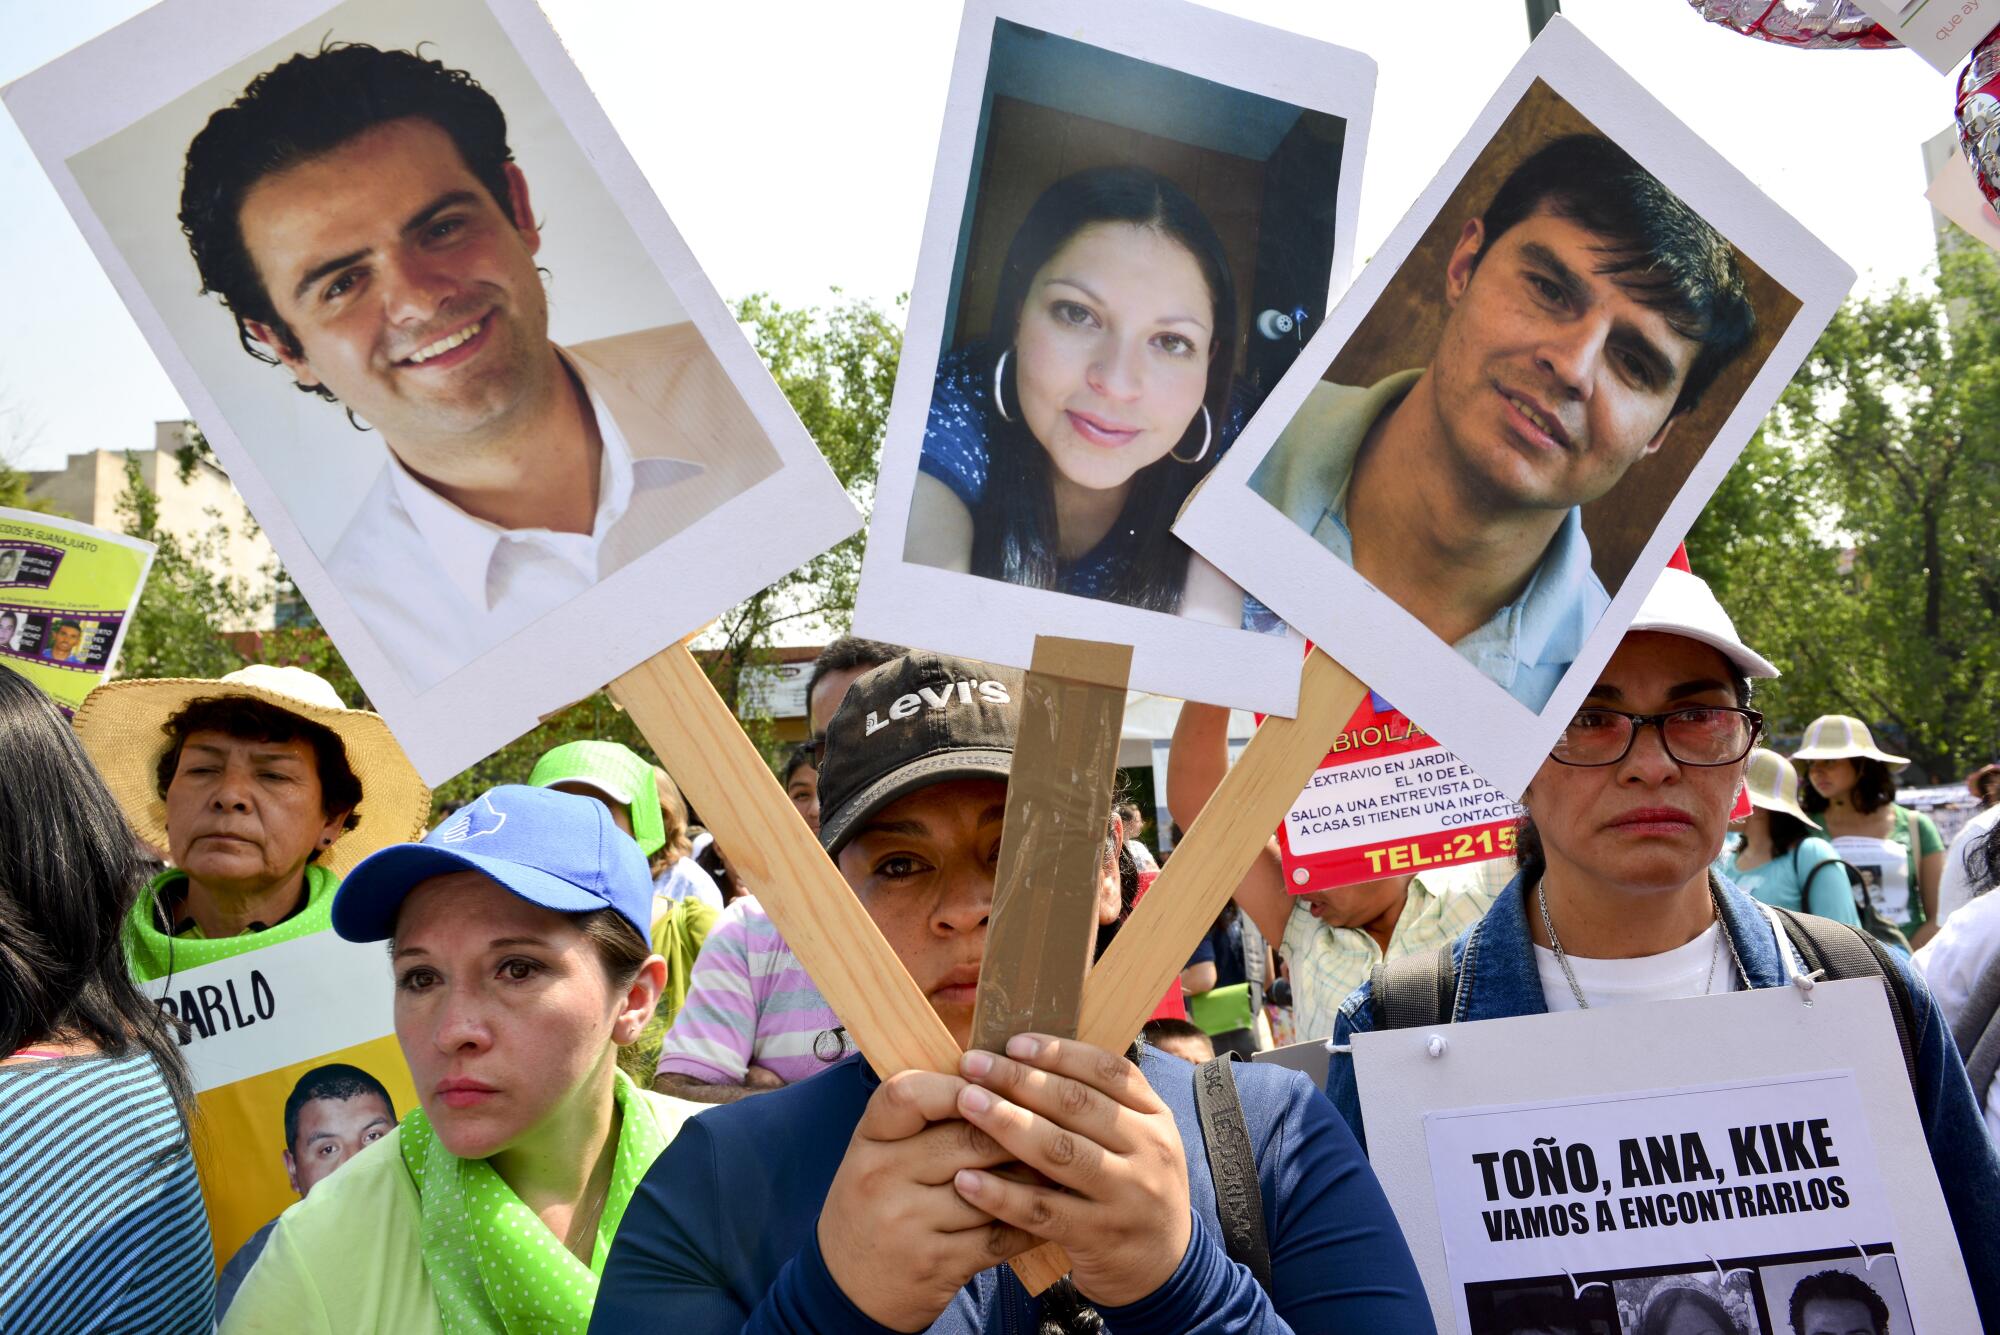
0, 1050, 214, 1333
1283, 859, 1511, 1043
656, 896, 850, 1086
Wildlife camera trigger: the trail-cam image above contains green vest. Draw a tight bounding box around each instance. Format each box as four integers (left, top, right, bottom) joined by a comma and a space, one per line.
125, 862, 341, 983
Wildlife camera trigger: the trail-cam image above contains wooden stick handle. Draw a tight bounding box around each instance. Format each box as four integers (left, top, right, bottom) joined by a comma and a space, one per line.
1010, 651, 1366, 1292
611, 643, 961, 1076
1078, 648, 1366, 1052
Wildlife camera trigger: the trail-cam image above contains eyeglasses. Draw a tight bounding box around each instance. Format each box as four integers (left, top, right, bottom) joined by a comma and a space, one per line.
1550, 706, 1763, 768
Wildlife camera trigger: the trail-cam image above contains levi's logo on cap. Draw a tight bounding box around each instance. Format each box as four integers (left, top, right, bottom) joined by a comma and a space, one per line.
863, 678, 1012, 737
439, 793, 507, 843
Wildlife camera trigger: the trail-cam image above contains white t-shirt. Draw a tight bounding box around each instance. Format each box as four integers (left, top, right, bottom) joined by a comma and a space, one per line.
1937, 804, 2000, 927
1534, 922, 1744, 1013
1916, 887, 2000, 1145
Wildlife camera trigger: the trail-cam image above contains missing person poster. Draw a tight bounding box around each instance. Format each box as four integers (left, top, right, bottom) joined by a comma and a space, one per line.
1351, 980, 1980, 1332
1432, 1072, 1913, 1334
1278, 689, 1521, 893
0, 507, 153, 716
138, 928, 410, 1305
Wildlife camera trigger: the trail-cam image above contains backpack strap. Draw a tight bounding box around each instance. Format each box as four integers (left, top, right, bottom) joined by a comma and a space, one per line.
1769, 906, 1920, 1092
1193, 1056, 1273, 1292
1371, 942, 1457, 1032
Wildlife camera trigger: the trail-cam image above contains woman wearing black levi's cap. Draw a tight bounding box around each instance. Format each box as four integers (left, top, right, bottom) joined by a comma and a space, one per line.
593, 651, 1429, 1334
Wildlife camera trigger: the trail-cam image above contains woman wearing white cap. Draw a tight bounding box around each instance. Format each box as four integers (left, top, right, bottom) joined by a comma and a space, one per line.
1715, 748, 1859, 927
1326, 565, 2000, 1327
1794, 716, 1945, 948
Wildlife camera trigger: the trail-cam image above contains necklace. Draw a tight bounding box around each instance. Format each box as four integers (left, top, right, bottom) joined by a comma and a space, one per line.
1538, 879, 1728, 1010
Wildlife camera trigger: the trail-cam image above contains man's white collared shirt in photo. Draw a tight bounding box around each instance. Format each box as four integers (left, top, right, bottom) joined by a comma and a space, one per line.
324, 324, 778, 692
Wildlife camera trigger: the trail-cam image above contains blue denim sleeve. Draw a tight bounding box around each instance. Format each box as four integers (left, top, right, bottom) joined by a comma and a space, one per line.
1885, 949, 2000, 1328
589, 1121, 897, 1335
1326, 985, 1376, 1154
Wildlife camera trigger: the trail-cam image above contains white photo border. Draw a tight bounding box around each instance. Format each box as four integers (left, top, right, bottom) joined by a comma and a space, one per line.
1173, 17, 1854, 799
3, 0, 860, 785
851, 0, 1378, 717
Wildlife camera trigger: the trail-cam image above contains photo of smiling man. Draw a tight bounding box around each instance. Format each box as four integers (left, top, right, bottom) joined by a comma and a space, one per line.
174, 37, 777, 691
1248, 130, 1756, 712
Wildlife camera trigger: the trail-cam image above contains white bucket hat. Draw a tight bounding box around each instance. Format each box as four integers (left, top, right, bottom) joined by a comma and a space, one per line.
73, 664, 431, 877
1791, 714, 1909, 768
1742, 747, 1819, 827
1626, 567, 1779, 680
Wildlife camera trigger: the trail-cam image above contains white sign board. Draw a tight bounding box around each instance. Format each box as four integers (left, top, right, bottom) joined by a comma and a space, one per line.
1352, 980, 1978, 1332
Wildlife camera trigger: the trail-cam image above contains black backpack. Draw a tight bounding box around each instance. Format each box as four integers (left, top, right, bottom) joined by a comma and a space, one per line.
1369, 906, 1921, 1092
1800, 853, 1912, 957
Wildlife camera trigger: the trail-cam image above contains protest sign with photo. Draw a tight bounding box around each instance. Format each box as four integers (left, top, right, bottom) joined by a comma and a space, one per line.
1277, 689, 1522, 894
1352, 979, 1979, 1332
137, 929, 412, 1280
1173, 19, 1854, 797
0, 507, 152, 716
4, 0, 859, 784
854, 0, 1379, 717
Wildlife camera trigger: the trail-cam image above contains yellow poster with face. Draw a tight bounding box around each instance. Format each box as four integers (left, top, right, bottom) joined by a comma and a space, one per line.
139, 928, 412, 1286
0, 506, 154, 716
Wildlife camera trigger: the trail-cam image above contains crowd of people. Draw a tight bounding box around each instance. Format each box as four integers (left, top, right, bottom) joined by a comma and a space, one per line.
4, 568, 1999, 1333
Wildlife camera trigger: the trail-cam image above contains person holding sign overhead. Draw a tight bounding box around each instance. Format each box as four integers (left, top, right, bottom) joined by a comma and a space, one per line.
906, 167, 1264, 627
223, 785, 703, 1332
1250, 135, 1757, 711
593, 651, 1429, 1333
1326, 566, 2000, 1326
73, 664, 431, 982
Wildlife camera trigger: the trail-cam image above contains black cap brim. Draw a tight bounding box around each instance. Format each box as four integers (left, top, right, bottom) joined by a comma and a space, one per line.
818, 748, 1015, 857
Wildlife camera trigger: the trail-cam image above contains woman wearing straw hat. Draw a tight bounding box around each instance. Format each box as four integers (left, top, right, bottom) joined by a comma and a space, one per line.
73, 665, 431, 981
222, 785, 699, 1333
1794, 715, 1945, 949
1716, 748, 1859, 927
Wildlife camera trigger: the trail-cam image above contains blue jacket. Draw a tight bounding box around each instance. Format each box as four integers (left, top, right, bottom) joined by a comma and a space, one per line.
1328, 873, 2000, 1329
593, 1046, 1431, 1333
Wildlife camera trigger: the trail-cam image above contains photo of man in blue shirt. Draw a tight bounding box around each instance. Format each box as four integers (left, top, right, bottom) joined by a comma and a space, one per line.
1250, 133, 1756, 711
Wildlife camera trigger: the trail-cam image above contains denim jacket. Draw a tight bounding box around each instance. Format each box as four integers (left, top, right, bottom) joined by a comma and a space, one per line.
1328, 872, 2000, 1329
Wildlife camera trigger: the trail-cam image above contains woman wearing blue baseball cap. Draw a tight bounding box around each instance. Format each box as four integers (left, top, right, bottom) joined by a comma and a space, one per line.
223, 785, 700, 1334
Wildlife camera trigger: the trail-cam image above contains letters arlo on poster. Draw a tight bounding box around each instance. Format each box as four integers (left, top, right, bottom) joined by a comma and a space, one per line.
155, 968, 279, 1043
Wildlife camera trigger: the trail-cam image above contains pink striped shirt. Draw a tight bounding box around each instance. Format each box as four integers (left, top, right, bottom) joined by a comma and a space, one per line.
656, 895, 850, 1086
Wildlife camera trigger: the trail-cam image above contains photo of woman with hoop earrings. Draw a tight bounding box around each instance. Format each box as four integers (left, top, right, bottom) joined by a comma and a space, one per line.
906, 166, 1277, 629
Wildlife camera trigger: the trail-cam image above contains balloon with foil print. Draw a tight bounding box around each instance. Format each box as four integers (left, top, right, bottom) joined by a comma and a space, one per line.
1685, 0, 1897, 47
1959, 30, 2000, 205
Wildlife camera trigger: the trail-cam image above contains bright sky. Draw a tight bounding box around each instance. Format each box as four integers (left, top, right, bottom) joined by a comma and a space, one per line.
0, 0, 1959, 472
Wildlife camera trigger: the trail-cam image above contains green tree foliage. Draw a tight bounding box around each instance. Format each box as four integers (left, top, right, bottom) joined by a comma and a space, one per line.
1688, 249, 2000, 777
113, 440, 267, 681
705, 291, 901, 710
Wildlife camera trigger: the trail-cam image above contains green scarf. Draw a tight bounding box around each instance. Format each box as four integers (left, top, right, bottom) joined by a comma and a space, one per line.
401, 1069, 669, 1333
123, 864, 340, 983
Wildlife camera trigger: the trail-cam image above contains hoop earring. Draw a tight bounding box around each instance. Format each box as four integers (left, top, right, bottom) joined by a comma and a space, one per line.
993, 349, 1016, 423
1171, 405, 1212, 464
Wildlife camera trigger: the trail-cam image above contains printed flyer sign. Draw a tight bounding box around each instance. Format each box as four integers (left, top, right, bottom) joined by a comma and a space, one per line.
1430, 1071, 1914, 1333
1278, 690, 1522, 893
0, 506, 152, 715
1850, 0, 1994, 74
138, 930, 411, 1279
1351, 980, 1980, 1332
